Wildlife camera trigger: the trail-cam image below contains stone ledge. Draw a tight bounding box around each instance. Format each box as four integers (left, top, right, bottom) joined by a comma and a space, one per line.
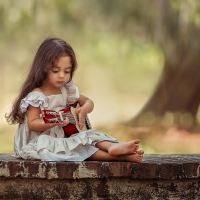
1, 154, 200, 180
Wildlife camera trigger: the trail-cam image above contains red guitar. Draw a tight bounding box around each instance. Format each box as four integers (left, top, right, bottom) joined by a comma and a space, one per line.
41, 102, 92, 137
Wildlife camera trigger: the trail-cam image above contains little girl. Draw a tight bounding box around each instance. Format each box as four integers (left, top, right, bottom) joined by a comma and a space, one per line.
6, 37, 144, 162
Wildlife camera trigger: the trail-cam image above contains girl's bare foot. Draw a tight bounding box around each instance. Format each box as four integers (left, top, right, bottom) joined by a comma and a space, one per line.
108, 139, 140, 156
118, 150, 144, 163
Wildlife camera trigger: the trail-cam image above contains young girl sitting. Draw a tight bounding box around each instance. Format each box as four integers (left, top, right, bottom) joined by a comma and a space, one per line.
6, 37, 144, 162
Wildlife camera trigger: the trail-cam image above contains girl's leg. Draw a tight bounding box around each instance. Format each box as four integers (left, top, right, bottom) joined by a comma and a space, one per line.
95, 139, 140, 156
118, 150, 144, 162
88, 149, 144, 163
87, 149, 117, 161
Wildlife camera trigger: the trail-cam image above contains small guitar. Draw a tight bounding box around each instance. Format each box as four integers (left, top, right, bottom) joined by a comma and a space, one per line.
41, 102, 92, 137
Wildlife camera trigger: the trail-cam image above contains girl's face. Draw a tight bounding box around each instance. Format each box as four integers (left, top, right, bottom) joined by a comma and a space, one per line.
46, 56, 72, 89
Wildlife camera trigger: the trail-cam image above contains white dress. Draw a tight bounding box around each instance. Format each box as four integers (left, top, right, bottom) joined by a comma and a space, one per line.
14, 81, 118, 161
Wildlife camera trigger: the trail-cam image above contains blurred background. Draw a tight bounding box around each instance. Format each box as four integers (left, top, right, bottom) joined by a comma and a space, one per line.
1, 0, 200, 154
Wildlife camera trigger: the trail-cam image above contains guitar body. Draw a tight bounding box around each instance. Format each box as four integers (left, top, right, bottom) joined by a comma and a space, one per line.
41, 102, 92, 137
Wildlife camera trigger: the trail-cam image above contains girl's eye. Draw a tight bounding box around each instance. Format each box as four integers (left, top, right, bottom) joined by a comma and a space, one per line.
65, 71, 71, 74
52, 70, 58, 73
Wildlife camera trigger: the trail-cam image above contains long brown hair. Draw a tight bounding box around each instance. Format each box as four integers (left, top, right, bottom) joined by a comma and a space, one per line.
6, 37, 78, 124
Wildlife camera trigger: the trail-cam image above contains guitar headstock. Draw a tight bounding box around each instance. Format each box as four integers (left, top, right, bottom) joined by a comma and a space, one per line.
41, 110, 63, 124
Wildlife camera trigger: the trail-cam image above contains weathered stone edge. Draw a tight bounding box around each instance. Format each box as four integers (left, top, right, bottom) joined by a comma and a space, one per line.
0, 154, 200, 180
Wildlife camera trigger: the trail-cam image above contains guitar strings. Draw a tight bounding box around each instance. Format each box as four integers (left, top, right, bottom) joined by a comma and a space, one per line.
43, 112, 91, 128
61, 114, 76, 124
62, 114, 91, 126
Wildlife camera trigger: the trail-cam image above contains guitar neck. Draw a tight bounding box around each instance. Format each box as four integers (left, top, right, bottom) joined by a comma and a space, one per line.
60, 112, 92, 129
61, 113, 76, 124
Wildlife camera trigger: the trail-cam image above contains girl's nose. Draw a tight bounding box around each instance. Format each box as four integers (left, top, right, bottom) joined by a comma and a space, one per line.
58, 71, 65, 78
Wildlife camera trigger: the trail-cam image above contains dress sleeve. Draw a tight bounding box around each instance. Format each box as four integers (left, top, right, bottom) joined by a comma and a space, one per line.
64, 80, 80, 104
20, 91, 49, 113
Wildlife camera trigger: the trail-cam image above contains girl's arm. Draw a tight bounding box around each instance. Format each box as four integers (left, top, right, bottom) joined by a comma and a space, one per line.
78, 94, 94, 113
27, 105, 69, 132
77, 94, 94, 130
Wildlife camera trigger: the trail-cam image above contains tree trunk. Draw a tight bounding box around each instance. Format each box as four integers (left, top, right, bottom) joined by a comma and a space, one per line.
130, 52, 200, 129
128, 1, 200, 129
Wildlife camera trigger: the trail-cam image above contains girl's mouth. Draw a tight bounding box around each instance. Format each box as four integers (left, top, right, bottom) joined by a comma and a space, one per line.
57, 81, 64, 84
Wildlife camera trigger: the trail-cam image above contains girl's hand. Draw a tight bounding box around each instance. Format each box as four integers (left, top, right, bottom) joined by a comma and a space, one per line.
77, 94, 94, 130
46, 117, 69, 127
76, 107, 87, 130
57, 117, 69, 127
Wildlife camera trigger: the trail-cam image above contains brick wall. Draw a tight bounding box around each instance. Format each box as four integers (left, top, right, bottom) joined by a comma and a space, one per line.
1, 154, 200, 199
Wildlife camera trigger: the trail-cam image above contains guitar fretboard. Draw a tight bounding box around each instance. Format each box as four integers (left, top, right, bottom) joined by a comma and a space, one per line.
62, 113, 91, 128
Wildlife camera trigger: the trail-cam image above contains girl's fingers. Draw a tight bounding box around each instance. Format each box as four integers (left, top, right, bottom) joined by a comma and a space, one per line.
76, 107, 81, 113
55, 118, 69, 127
79, 114, 85, 130
79, 117, 83, 130
65, 117, 69, 123
77, 107, 87, 130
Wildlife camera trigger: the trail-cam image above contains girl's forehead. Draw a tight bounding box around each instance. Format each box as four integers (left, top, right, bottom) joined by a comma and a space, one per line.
54, 56, 72, 66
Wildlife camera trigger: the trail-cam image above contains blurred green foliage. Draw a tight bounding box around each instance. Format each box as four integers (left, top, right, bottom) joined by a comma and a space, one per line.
0, 0, 163, 95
